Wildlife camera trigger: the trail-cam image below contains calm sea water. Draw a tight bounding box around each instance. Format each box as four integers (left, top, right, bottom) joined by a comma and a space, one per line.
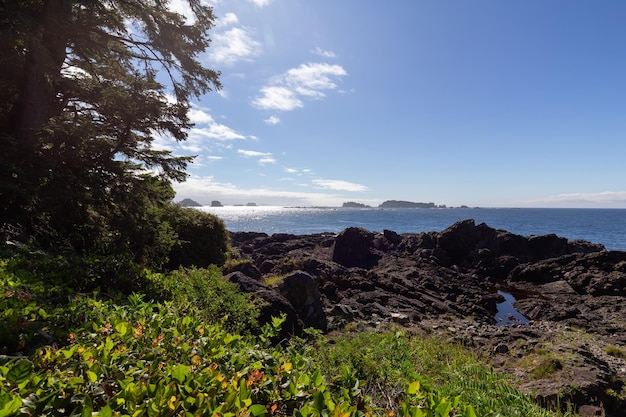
198, 206, 626, 251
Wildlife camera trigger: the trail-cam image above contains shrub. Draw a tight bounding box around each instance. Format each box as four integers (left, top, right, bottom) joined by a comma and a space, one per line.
148, 266, 260, 334
164, 204, 228, 270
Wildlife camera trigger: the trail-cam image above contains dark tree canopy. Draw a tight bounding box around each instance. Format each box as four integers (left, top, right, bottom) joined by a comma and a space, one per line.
0, 0, 223, 266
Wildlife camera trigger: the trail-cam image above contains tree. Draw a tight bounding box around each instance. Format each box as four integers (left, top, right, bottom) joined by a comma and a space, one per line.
0, 0, 222, 264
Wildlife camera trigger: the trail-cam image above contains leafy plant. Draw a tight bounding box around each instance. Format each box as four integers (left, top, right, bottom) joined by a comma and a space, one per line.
146, 266, 260, 334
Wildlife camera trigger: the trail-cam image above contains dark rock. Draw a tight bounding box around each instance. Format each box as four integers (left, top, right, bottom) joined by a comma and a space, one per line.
493, 343, 509, 354
332, 227, 378, 267
528, 234, 568, 260
437, 219, 479, 259
224, 271, 267, 292
278, 271, 327, 330
223, 261, 262, 280
254, 289, 303, 336
383, 229, 402, 245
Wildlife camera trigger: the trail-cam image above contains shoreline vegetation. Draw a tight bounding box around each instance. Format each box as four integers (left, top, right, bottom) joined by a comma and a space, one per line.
1, 223, 586, 417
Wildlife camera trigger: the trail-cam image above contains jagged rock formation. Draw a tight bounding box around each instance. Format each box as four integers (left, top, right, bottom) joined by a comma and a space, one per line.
226, 220, 626, 415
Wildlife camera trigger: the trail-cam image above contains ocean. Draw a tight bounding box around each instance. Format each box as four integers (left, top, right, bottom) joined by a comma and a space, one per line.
198, 206, 626, 251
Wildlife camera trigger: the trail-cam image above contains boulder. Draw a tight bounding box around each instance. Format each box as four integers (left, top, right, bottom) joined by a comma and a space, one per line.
278, 271, 326, 330
528, 234, 568, 260
254, 289, 303, 337
332, 227, 377, 267
224, 271, 267, 292
437, 219, 479, 260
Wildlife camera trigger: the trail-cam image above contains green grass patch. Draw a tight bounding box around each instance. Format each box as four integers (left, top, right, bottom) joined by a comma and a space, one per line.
531, 358, 564, 379
605, 345, 626, 359
311, 328, 574, 416
265, 274, 287, 287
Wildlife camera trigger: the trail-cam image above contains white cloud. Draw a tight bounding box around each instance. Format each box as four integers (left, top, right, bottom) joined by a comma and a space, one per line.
172, 105, 248, 141
188, 108, 215, 124
216, 12, 238, 27
312, 179, 368, 192
249, 0, 272, 6
209, 27, 262, 65
264, 115, 281, 125
189, 124, 245, 141
168, 0, 195, 23
252, 63, 347, 111
312, 47, 337, 58
252, 86, 303, 111
259, 157, 277, 165
284, 168, 298, 173
238, 149, 272, 158
207, 156, 224, 160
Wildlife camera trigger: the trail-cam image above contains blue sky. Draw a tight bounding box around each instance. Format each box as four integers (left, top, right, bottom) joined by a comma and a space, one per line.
161, 0, 626, 208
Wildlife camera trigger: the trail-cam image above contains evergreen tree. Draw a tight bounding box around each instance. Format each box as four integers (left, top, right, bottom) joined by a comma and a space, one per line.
0, 0, 221, 265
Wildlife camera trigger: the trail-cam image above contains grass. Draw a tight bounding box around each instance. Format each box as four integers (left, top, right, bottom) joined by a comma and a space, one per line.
265, 274, 287, 287
531, 358, 564, 379
605, 345, 626, 359
311, 328, 576, 416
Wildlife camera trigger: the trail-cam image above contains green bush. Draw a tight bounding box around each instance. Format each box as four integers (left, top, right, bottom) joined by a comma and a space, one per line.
147, 266, 260, 334
164, 204, 228, 270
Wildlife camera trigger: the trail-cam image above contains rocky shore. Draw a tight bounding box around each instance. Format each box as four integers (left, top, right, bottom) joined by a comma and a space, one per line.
224, 219, 626, 416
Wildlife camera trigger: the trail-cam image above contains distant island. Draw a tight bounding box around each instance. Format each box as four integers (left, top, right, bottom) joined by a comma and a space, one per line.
211, 200, 223, 207
341, 200, 448, 209
178, 198, 201, 207
342, 201, 371, 208
379, 200, 446, 209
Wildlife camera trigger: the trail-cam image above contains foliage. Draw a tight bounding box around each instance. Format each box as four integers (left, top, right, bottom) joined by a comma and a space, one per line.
163, 204, 228, 270
146, 266, 260, 334
0, 247, 573, 417
0, 0, 221, 264
312, 328, 573, 416
0, 275, 481, 417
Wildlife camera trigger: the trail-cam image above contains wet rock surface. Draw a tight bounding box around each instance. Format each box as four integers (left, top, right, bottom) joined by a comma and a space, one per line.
226, 220, 626, 416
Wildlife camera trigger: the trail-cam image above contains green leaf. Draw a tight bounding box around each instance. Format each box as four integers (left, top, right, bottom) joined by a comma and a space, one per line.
97, 404, 113, 417
104, 336, 114, 352
6, 359, 32, 385
462, 405, 477, 417
172, 364, 190, 384
410, 407, 424, 417
86, 370, 98, 383
82, 394, 93, 417
249, 404, 268, 416
435, 401, 452, 417
407, 380, 420, 395
0, 395, 22, 417
312, 370, 323, 388
115, 321, 129, 336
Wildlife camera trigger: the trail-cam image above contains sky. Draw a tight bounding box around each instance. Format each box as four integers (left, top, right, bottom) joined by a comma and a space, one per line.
160, 0, 626, 208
